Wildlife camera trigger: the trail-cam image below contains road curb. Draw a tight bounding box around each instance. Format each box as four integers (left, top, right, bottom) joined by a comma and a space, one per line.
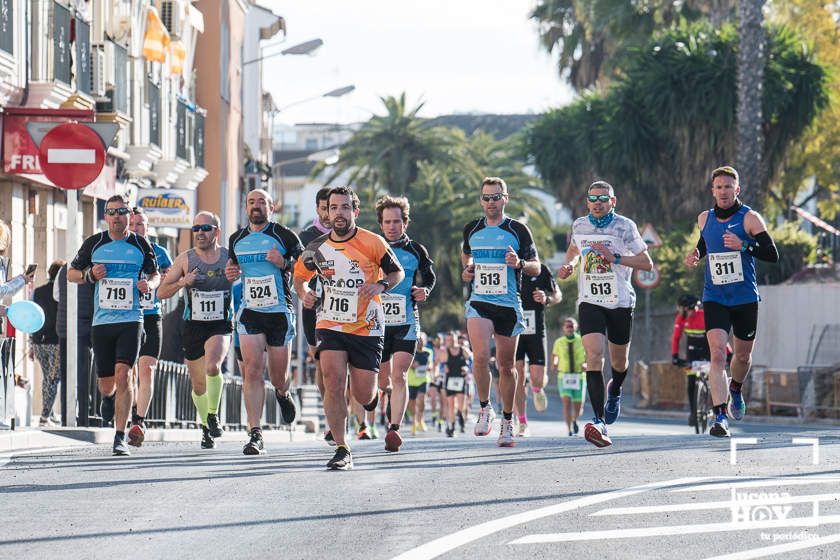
625, 406, 840, 427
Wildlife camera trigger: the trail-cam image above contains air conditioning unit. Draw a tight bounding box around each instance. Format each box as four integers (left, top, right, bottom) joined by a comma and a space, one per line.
90, 46, 106, 96
160, 0, 183, 38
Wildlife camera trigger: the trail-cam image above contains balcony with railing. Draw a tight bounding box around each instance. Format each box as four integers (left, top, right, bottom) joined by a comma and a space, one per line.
26, 0, 94, 109
125, 70, 162, 177
173, 101, 208, 190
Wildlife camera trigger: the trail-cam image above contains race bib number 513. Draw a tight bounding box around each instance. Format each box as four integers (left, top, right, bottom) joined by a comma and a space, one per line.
474, 263, 507, 295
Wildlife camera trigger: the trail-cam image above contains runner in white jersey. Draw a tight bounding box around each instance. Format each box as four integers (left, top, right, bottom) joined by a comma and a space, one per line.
557, 181, 653, 447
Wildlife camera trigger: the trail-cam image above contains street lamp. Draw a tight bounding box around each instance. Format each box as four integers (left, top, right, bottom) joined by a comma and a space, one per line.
276, 85, 356, 112
242, 38, 323, 66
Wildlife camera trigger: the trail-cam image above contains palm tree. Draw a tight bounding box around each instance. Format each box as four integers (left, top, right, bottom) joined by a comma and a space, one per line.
735, 0, 767, 196
320, 93, 464, 209
529, 0, 726, 91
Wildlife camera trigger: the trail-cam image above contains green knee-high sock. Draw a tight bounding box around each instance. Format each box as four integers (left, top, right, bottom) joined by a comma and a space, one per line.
192, 390, 209, 425
206, 374, 223, 415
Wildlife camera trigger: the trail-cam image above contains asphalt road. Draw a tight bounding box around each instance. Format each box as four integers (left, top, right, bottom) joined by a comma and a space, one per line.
2, 408, 839, 559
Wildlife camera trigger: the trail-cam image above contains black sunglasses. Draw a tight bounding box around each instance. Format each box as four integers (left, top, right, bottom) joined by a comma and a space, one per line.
105, 207, 131, 216
191, 224, 218, 233
586, 194, 612, 203
481, 193, 505, 202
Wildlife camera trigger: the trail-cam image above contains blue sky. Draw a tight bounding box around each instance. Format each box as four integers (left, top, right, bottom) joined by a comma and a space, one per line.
261, 0, 575, 124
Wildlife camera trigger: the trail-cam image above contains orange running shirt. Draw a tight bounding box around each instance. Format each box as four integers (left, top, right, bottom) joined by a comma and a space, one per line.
293, 227, 403, 336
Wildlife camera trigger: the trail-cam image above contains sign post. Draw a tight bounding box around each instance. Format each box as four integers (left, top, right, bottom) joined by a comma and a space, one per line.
27, 121, 117, 427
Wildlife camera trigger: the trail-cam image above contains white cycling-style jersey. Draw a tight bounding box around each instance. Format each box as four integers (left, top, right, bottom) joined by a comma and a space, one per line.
571, 214, 647, 310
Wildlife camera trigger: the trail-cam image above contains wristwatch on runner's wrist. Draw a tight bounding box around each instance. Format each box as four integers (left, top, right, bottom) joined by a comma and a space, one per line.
376, 279, 390, 293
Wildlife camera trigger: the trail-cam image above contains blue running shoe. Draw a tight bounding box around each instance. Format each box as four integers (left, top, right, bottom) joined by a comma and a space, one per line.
727, 389, 746, 421
709, 413, 730, 438
604, 379, 621, 425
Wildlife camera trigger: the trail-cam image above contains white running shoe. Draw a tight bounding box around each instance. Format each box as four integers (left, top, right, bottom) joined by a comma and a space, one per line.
498, 418, 516, 447
474, 406, 496, 436
517, 422, 530, 437
532, 389, 548, 412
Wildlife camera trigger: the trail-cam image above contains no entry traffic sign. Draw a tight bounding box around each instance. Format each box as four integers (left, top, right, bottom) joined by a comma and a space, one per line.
37, 123, 107, 190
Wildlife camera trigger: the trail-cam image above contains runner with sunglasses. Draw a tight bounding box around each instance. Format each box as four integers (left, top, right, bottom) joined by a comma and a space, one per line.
68, 195, 159, 456
557, 181, 653, 448
462, 177, 540, 448
158, 211, 234, 449
126, 207, 173, 448
684, 166, 778, 437
226, 189, 304, 455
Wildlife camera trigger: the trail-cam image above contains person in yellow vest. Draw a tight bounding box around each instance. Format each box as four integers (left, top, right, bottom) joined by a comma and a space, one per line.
551, 317, 587, 436
407, 332, 434, 435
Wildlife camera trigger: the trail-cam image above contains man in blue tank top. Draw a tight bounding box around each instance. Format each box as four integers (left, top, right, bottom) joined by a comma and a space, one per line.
685, 166, 779, 437
374, 195, 436, 453
127, 207, 173, 448
462, 177, 540, 448
225, 189, 304, 455
68, 195, 159, 456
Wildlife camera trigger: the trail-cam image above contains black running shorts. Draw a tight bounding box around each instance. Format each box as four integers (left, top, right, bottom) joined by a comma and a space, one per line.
515, 332, 547, 365
467, 301, 520, 337
382, 325, 417, 363
182, 319, 233, 361
238, 309, 293, 347
408, 383, 427, 400
139, 315, 162, 359
578, 302, 634, 345
703, 300, 759, 341
92, 322, 143, 378
315, 329, 383, 373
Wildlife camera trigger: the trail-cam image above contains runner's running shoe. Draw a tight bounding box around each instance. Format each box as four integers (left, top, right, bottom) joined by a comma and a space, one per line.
533, 389, 548, 412
207, 413, 224, 438
357, 425, 372, 440
517, 422, 530, 437
474, 406, 496, 436
327, 445, 353, 471
201, 426, 215, 449
727, 389, 746, 421
384, 427, 402, 452
369, 423, 379, 440
604, 379, 621, 425
127, 423, 145, 447
419, 420, 428, 432
497, 419, 516, 447
710, 413, 730, 438
243, 428, 266, 455
573, 420, 579, 434
275, 389, 298, 424
584, 418, 612, 448
112, 433, 130, 456
324, 430, 336, 446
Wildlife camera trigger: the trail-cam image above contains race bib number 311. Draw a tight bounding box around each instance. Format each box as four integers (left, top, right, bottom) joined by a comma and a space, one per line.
474, 263, 507, 295
708, 252, 744, 285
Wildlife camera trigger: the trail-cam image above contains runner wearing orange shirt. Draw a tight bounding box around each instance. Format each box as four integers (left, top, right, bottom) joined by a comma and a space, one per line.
293, 186, 404, 470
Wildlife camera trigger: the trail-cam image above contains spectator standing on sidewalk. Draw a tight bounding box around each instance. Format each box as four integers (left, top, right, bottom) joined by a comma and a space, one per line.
30, 261, 64, 426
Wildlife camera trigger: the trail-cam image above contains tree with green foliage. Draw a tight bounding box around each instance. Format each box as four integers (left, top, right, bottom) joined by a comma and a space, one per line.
526, 22, 828, 226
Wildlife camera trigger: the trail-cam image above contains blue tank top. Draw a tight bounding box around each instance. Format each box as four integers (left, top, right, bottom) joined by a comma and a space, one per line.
141, 243, 173, 316
701, 205, 759, 306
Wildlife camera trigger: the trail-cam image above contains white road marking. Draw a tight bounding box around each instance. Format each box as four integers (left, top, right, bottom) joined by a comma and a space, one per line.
590, 492, 840, 516
702, 531, 840, 559
730, 437, 758, 464
509, 515, 840, 544
791, 437, 820, 465
671, 476, 840, 493
389, 477, 705, 560
47, 148, 96, 164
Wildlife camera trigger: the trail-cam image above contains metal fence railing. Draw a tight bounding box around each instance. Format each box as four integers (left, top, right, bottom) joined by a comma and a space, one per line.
79, 355, 296, 431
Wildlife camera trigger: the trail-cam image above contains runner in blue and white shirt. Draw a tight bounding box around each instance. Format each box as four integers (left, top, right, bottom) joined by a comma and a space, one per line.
461, 177, 539, 448
69, 195, 159, 456
225, 188, 303, 455
374, 195, 435, 453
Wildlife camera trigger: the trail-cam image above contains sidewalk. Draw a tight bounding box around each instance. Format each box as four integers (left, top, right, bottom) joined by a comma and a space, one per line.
1, 425, 316, 456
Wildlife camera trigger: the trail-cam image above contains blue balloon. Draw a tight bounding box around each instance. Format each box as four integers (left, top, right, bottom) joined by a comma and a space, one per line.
7, 300, 45, 334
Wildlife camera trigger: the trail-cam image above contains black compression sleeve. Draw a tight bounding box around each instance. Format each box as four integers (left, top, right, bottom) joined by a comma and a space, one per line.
696, 236, 707, 259
745, 231, 779, 262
